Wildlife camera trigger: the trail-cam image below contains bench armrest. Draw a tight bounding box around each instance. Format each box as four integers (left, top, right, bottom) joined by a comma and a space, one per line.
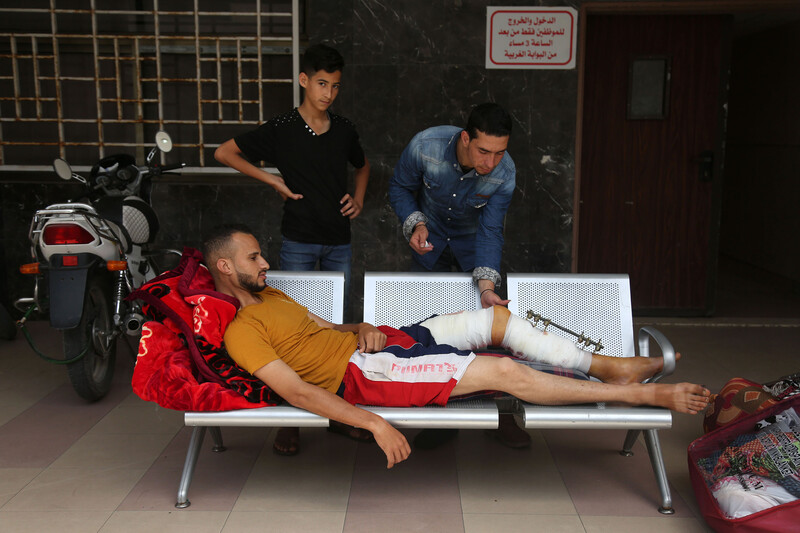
637, 326, 676, 383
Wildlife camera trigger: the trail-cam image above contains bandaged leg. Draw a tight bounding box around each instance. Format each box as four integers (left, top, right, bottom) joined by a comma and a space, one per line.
420, 308, 494, 351
420, 307, 592, 373
501, 312, 592, 372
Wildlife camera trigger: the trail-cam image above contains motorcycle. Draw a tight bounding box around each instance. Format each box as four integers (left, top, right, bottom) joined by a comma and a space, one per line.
15, 131, 184, 401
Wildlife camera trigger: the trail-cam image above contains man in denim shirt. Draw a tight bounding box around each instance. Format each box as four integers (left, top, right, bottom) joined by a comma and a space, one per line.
389, 103, 515, 309
390, 103, 529, 449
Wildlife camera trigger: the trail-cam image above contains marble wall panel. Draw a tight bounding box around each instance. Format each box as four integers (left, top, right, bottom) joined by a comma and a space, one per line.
1, 0, 581, 321
309, 0, 580, 299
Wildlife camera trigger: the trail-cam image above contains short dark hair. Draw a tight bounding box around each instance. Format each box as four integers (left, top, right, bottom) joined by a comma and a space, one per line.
301, 44, 344, 76
465, 102, 512, 139
201, 223, 254, 269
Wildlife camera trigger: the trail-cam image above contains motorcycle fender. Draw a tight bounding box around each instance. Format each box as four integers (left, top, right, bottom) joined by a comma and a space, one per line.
48, 254, 103, 330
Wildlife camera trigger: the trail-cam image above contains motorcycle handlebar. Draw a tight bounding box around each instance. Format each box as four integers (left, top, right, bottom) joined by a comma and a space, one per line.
69, 183, 103, 203
158, 163, 185, 172
65, 160, 185, 201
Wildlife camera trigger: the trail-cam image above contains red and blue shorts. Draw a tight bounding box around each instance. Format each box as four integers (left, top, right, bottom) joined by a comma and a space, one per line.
341, 325, 476, 407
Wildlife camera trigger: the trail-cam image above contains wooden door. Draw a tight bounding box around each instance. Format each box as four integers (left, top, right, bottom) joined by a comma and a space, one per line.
578, 14, 729, 314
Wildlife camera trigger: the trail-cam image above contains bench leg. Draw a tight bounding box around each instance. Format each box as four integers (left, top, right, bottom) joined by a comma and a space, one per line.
620, 429, 640, 457
620, 429, 674, 514
209, 426, 226, 452
175, 426, 206, 509
644, 429, 674, 514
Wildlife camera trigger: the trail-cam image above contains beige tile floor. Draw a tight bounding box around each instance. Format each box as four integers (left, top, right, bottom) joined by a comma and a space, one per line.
1, 261, 798, 532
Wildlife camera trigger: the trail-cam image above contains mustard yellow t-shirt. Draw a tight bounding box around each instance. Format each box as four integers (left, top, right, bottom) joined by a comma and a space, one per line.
223, 287, 359, 393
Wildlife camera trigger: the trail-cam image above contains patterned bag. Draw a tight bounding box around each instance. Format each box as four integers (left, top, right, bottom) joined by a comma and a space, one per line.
689, 394, 800, 532
704, 377, 780, 434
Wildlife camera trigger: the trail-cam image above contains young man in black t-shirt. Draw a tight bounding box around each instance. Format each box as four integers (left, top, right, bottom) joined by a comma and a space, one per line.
215, 44, 371, 456
215, 44, 370, 311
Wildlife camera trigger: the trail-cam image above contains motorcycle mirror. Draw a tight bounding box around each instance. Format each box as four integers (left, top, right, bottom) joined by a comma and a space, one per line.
53, 158, 73, 181
155, 131, 173, 153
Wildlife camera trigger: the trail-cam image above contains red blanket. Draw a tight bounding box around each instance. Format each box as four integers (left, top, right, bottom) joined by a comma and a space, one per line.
129, 248, 282, 411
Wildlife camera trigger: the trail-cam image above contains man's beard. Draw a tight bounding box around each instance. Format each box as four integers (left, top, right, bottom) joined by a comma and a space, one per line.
237, 270, 266, 293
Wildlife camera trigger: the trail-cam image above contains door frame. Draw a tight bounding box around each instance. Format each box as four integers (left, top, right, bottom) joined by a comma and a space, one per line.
571, 0, 797, 314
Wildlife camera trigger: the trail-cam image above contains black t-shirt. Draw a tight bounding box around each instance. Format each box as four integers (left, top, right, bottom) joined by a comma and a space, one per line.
234, 109, 366, 245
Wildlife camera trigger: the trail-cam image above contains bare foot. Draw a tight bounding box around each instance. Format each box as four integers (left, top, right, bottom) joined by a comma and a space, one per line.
647, 382, 711, 414
590, 352, 682, 385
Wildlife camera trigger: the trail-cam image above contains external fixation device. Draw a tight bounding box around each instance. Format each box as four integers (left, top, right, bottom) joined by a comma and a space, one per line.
525, 310, 604, 353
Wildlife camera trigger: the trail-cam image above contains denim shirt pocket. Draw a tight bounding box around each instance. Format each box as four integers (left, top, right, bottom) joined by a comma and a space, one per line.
468, 176, 505, 209
477, 175, 505, 187
467, 196, 489, 209
421, 155, 447, 193
422, 176, 440, 190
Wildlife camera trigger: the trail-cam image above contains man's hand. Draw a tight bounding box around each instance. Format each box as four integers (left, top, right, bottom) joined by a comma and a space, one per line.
307, 313, 385, 352
254, 360, 410, 469
339, 193, 363, 219
409, 224, 433, 255
478, 279, 510, 309
357, 323, 387, 353
371, 420, 411, 469
214, 139, 302, 201
480, 289, 510, 308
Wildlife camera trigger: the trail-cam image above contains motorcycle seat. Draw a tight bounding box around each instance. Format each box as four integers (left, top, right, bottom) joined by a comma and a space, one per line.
122, 196, 159, 245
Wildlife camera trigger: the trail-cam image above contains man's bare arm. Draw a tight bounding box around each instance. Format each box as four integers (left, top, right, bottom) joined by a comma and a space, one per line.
214, 139, 302, 200
307, 312, 387, 353
254, 359, 410, 468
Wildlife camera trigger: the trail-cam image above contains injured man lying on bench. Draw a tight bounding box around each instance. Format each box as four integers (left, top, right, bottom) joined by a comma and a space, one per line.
203, 225, 711, 468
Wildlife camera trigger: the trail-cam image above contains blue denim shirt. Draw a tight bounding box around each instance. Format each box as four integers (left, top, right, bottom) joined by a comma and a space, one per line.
389, 126, 516, 284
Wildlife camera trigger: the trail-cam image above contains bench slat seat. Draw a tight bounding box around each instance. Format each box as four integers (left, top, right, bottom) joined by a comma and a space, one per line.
518, 404, 671, 429
185, 400, 499, 429
360, 399, 499, 429
185, 406, 331, 428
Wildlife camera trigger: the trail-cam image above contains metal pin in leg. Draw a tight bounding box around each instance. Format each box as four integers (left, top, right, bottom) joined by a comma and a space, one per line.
525, 310, 542, 327
524, 309, 604, 353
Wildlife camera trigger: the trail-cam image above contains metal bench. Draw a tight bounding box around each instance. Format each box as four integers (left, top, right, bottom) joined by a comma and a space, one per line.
177, 271, 496, 509
177, 271, 678, 513
506, 273, 676, 513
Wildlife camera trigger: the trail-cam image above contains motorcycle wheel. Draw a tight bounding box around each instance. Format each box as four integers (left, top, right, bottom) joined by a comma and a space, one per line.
63, 277, 117, 401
